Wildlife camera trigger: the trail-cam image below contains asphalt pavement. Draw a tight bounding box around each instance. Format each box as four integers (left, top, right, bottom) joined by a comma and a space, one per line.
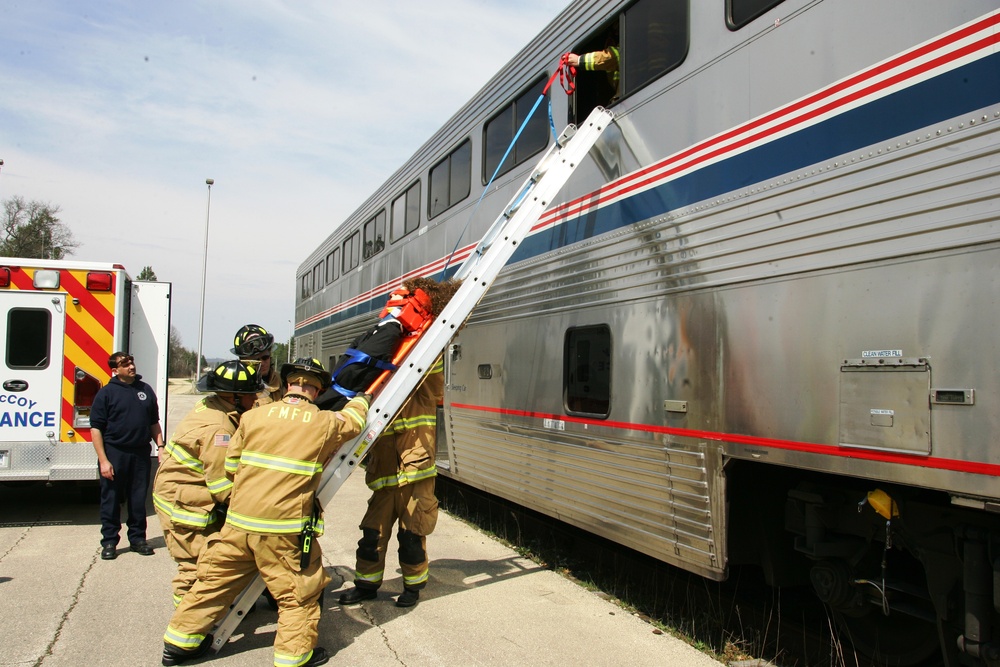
0, 383, 722, 667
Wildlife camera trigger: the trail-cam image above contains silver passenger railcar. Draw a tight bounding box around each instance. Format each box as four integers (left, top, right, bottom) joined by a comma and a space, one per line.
295, 1, 1000, 663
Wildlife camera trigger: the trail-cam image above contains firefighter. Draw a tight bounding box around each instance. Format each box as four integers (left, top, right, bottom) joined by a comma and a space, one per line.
337, 354, 444, 608
161, 358, 369, 667
567, 26, 621, 102
231, 323, 283, 407
152, 360, 264, 606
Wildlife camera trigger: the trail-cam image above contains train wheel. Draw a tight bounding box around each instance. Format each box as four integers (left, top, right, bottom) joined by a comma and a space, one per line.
811, 561, 940, 665
830, 605, 940, 665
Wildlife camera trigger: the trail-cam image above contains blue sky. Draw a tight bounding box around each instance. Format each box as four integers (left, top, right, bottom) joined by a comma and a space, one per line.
0, 0, 569, 359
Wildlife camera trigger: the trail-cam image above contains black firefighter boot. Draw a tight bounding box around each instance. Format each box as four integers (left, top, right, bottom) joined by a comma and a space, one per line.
304, 647, 331, 666
338, 585, 377, 605
395, 588, 419, 608
161, 634, 213, 666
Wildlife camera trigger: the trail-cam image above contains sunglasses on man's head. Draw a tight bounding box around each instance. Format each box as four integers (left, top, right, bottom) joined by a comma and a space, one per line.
117, 357, 135, 367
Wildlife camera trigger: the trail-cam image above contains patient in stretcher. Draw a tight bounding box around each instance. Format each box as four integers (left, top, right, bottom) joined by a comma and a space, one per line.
316, 277, 460, 411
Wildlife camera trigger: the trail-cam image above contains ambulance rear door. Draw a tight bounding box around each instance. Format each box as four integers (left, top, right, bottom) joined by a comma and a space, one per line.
129, 280, 171, 452
0, 290, 65, 475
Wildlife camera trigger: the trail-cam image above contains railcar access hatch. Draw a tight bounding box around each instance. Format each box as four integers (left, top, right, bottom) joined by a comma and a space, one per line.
839, 357, 930, 454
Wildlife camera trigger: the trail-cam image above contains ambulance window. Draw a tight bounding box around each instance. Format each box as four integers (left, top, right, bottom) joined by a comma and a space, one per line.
563, 325, 611, 418
7, 308, 51, 369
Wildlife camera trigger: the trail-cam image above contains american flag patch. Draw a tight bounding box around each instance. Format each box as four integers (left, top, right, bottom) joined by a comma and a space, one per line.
214, 434, 231, 447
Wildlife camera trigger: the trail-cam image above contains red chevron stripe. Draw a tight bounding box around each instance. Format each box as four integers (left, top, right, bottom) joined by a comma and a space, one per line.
63, 315, 111, 375
7, 265, 33, 290
61, 270, 115, 334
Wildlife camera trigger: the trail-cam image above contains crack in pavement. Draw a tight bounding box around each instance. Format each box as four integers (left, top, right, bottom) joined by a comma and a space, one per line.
35, 549, 99, 666
330, 564, 405, 665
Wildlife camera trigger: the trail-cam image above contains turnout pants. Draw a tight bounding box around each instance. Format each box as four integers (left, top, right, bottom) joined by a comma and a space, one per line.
353, 477, 438, 592
165, 525, 330, 667
155, 511, 221, 606
99, 445, 151, 547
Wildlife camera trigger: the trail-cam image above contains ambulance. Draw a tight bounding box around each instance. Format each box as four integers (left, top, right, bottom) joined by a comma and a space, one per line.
0, 258, 171, 482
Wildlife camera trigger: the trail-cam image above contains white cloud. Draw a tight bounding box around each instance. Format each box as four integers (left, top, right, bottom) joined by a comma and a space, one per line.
0, 0, 569, 358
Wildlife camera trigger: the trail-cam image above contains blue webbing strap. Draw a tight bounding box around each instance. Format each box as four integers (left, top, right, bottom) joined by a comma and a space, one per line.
442, 57, 569, 276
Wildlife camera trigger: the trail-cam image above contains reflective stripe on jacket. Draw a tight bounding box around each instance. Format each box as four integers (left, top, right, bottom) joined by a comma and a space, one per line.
225, 393, 369, 535
581, 46, 620, 93
152, 395, 239, 527
365, 357, 444, 492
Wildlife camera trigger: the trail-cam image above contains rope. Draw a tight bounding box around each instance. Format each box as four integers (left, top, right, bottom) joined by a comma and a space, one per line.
442, 53, 577, 276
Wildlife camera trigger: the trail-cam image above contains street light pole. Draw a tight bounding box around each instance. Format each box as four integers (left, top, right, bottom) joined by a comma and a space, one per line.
194, 178, 214, 383
287, 319, 293, 366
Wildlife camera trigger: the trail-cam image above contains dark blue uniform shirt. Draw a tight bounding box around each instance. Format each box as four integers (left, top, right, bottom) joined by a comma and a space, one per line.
90, 375, 159, 450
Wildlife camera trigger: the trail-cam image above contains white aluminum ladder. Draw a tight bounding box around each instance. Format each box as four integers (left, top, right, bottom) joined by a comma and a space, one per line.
210, 106, 614, 651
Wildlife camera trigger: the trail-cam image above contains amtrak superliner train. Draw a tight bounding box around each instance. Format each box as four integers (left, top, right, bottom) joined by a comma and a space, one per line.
294, 1, 1000, 664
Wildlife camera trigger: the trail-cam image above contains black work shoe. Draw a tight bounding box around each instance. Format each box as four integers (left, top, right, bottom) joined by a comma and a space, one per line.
338, 587, 377, 605
130, 541, 154, 556
304, 647, 330, 666
100, 545, 117, 560
395, 589, 419, 608
161, 634, 213, 666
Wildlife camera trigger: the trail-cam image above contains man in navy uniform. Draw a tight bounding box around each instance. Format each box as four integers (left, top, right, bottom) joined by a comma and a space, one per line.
91, 351, 163, 560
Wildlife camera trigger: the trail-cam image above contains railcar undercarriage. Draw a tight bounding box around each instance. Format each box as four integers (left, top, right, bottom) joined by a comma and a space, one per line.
783, 478, 999, 666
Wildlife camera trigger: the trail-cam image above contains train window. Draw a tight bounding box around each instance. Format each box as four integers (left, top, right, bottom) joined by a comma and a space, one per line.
342, 231, 360, 273
483, 77, 548, 183
727, 0, 785, 30
325, 248, 339, 284
570, 0, 688, 124
429, 139, 472, 219
300, 274, 310, 299
311, 262, 324, 292
363, 210, 386, 260
7, 308, 51, 369
564, 325, 611, 417
391, 181, 421, 242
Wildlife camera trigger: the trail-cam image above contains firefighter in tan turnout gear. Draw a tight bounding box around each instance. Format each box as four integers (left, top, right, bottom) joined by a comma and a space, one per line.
338, 354, 444, 608
231, 323, 284, 407
153, 360, 264, 606
161, 358, 369, 667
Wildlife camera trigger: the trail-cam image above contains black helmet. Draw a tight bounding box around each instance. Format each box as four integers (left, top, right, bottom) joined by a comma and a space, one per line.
231, 324, 274, 356
196, 360, 265, 394
280, 357, 332, 388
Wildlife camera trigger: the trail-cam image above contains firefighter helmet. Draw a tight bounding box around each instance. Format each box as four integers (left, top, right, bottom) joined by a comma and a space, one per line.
230, 324, 274, 356
196, 360, 265, 394
280, 357, 332, 388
